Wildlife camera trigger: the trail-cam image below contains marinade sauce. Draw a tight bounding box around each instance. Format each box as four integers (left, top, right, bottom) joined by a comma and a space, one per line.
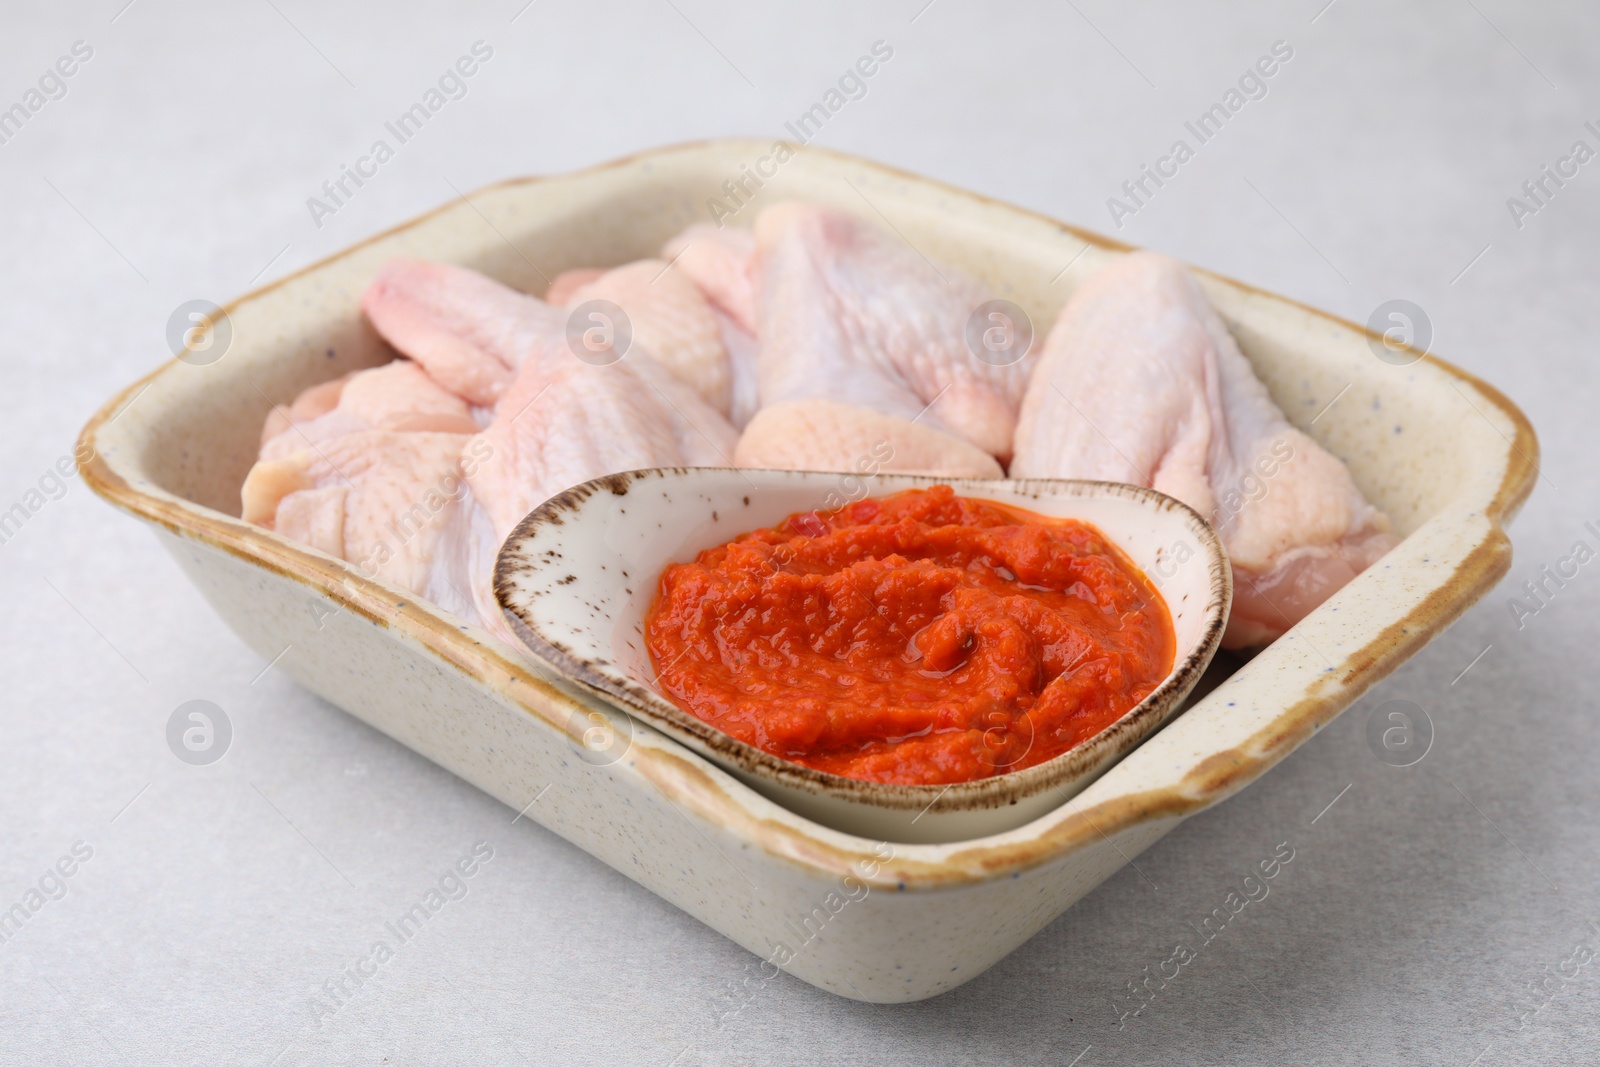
645, 486, 1175, 786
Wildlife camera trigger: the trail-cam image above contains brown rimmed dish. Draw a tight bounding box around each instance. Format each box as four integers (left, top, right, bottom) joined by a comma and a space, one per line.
75, 140, 1537, 1002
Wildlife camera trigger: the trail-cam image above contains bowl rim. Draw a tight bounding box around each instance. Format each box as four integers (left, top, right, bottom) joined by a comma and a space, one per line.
72, 138, 1540, 889
492, 468, 1233, 815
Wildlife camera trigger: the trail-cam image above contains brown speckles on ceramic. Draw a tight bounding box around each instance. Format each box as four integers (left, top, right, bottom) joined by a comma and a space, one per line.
74, 140, 1536, 1002
494, 468, 1230, 843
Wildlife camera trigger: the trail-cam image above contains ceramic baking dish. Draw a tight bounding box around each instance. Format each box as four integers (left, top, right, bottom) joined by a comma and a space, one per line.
77, 140, 1537, 1003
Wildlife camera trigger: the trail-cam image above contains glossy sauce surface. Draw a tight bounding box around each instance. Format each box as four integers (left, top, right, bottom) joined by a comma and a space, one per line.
644, 487, 1175, 785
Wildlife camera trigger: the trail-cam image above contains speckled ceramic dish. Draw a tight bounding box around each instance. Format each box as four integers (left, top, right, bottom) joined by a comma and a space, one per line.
76, 140, 1537, 1002
494, 468, 1230, 844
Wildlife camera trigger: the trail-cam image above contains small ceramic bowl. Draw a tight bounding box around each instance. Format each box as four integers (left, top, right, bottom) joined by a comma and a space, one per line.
494, 468, 1231, 843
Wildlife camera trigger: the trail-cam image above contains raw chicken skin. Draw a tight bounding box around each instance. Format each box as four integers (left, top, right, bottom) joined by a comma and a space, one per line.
657, 210, 1020, 475
661, 223, 760, 333
557, 259, 734, 420
361, 258, 568, 406
359, 255, 740, 527
1011, 252, 1396, 647
746, 202, 1030, 467
259, 360, 479, 461
714, 306, 761, 430
241, 430, 475, 603
453, 358, 727, 630
260, 371, 354, 444
735, 399, 1002, 479
655, 226, 764, 426
544, 268, 604, 306
247, 257, 740, 641
466, 343, 739, 548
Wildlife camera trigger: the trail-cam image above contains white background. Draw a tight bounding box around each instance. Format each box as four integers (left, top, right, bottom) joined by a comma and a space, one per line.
2, 1, 1597, 1064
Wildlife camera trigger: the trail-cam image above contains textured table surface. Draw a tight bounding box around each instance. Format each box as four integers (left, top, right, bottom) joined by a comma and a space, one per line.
2, 2, 1596, 1064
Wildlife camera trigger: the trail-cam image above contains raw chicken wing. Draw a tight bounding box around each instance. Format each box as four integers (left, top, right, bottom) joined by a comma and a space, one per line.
736, 400, 1001, 479
259, 360, 479, 461
1011, 252, 1396, 647
753, 202, 1028, 456
241, 430, 475, 606
556, 259, 735, 421
361, 258, 568, 406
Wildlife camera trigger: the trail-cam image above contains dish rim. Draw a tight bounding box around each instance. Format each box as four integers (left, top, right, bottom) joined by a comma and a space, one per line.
492, 467, 1232, 815
73, 138, 1540, 890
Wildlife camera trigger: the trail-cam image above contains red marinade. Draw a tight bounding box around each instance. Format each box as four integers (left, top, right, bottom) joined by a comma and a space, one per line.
644, 486, 1175, 786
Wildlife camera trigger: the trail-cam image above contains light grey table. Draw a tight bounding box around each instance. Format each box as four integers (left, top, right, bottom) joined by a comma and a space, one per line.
2, 2, 1595, 1063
